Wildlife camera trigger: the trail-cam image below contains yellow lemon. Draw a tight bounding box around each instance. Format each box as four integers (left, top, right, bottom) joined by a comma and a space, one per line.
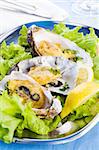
61, 81, 99, 119
75, 62, 94, 85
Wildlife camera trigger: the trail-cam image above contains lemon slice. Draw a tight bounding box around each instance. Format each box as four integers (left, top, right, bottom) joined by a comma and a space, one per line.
75, 62, 94, 85
61, 81, 99, 119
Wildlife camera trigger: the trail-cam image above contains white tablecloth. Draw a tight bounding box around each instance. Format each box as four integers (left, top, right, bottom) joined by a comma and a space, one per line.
0, 0, 99, 35
0, 0, 68, 35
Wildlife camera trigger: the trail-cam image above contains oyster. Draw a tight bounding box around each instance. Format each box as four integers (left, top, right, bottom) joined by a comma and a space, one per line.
0, 71, 62, 118
12, 56, 92, 95
28, 25, 93, 67
0, 71, 46, 108
28, 66, 61, 85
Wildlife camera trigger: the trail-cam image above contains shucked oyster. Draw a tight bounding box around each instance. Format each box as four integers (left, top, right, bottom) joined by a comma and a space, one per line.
0, 71, 62, 118
28, 66, 61, 85
28, 25, 93, 67
13, 56, 93, 95
0, 71, 45, 108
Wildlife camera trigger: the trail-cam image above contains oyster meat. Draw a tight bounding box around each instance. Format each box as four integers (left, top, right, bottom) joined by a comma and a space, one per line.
0, 71, 62, 118
0, 71, 46, 108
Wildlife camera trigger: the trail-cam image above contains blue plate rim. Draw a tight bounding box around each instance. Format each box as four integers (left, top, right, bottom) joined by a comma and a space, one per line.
0, 20, 99, 43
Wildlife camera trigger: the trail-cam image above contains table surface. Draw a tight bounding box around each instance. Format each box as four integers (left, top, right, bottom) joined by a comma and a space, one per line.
0, 0, 99, 149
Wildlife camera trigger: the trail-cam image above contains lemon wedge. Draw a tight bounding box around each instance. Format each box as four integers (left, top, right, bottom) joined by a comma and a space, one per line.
75, 62, 94, 85
61, 81, 99, 119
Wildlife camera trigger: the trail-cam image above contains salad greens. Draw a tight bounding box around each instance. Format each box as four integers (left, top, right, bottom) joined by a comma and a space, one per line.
0, 91, 23, 143
0, 112, 21, 143
18, 25, 29, 47
0, 91, 61, 143
22, 104, 50, 135
93, 56, 99, 79
0, 91, 24, 116
22, 105, 61, 134
73, 116, 93, 129
0, 41, 32, 80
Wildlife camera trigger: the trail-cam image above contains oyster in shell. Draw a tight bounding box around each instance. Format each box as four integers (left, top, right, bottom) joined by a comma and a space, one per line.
0, 71, 46, 108
0, 71, 62, 118
28, 25, 93, 67
12, 56, 92, 95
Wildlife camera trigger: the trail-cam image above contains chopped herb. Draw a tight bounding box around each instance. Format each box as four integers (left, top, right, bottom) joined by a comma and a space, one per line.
73, 56, 83, 62
59, 82, 69, 91
49, 68, 60, 75
57, 95, 66, 107
62, 49, 77, 55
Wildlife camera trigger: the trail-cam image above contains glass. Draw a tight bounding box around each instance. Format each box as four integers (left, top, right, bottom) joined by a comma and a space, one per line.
72, 0, 99, 16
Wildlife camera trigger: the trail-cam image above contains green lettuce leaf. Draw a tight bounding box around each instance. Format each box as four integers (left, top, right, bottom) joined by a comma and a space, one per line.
0, 60, 10, 80
0, 41, 31, 60
0, 91, 61, 142
67, 93, 99, 121
16, 104, 61, 137
0, 91, 23, 143
49, 116, 61, 132
18, 25, 29, 47
53, 23, 99, 58
0, 91, 24, 116
57, 95, 66, 107
22, 104, 50, 135
0, 41, 32, 80
73, 116, 93, 129
43, 115, 61, 132
0, 126, 8, 140
0, 112, 21, 143
93, 56, 99, 79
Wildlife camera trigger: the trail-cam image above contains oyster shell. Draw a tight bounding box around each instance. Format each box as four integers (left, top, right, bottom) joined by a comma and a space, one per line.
0, 71, 62, 118
13, 56, 91, 95
28, 25, 93, 67
0, 71, 48, 109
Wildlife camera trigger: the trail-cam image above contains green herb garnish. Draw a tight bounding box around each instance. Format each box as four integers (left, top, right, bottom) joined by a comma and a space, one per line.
62, 49, 76, 55
49, 68, 60, 75
73, 56, 83, 62
59, 82, 69, 91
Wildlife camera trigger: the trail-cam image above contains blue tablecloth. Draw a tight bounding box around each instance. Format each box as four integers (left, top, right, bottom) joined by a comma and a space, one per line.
0, 124, 99, 150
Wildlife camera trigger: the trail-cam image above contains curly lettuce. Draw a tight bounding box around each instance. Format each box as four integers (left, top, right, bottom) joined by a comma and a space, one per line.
0, 41, 32, 80
22, 104, 50, 135
16, 104, 61, 137
0, 112, 21, 143
0, 91, 23, 143
0, 91, 61, 143
93, 56, 99, 80
18, 25, 29, 47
